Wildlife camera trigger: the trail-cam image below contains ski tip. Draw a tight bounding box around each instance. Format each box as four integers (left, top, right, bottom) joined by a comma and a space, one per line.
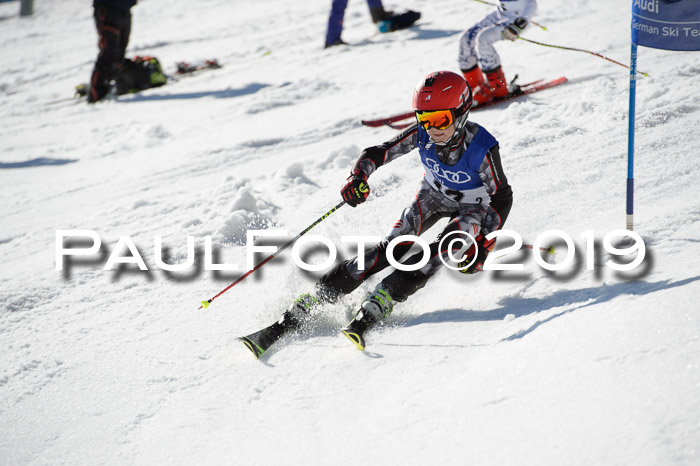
387, 122, 413, 130
74, 83, 88, 98
239, 337, 265, 359
341, 329, 366, 351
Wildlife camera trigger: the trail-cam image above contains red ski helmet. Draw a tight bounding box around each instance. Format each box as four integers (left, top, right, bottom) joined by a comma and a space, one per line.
412, 70, 472, 117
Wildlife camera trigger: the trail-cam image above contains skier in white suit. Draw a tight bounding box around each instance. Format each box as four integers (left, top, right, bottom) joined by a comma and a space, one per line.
458, 0, 538, 104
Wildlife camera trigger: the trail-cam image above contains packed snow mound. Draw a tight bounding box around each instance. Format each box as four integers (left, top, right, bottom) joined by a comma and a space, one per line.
214, 180, 278, 245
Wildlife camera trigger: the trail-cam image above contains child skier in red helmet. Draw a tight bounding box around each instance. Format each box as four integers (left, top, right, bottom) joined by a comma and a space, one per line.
241, 71, 513, 357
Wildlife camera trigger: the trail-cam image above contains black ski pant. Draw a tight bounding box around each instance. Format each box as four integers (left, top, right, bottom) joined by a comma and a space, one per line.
315, 181, 489, 305
88, 4, 131, 103
316, 220, 467, 305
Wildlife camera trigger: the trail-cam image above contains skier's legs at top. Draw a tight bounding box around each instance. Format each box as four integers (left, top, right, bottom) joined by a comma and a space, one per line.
325, 0, 350, 47
458, 12, 511, 103
325, 0, 388, 48
458, 12, 502, 72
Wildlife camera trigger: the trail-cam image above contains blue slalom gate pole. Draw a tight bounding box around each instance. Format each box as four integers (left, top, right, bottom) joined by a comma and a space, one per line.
627, 0, 700, 230
627, 42, 637, 231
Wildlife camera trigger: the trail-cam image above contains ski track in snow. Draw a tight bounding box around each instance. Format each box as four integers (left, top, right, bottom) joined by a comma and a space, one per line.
1, 0, 700, 464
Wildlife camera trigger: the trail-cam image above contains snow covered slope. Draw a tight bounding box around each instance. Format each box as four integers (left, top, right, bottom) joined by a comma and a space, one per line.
1, 0, 699, 464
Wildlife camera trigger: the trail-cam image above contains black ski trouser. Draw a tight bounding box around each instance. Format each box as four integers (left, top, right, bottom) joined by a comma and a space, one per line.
88, 4, 131, 103
316, 179, 491, 304
316, 219, 469, 304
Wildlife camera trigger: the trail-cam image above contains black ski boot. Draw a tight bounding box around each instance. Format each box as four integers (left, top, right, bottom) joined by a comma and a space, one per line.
240, 293, 319, 359
369, 6, 392, 23
377, 10, 421, 33
342, 285, 394, 350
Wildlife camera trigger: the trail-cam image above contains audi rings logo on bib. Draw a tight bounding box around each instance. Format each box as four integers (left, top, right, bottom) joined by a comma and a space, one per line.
425, 158, 472, 184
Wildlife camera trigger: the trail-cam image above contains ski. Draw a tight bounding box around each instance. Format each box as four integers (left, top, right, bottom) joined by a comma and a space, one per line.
241, 319, 368, 359
173, 59, 221, 76
239, 320, 290, 359
241, 311, 380, 358
361, 111, 414, 128
361, 76, 568, 129
341, 317, 374, 351
239, 294, 329, 358
474, 75, 568, 109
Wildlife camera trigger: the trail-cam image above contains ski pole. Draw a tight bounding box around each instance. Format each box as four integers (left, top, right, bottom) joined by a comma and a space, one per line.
198, 200, 346, 310
470, 0, 548, 31
524, 244, 555, 254
518, 37, 650, 77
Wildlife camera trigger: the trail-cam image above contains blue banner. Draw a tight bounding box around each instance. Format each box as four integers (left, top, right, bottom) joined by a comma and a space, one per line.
632, 0, 700, 51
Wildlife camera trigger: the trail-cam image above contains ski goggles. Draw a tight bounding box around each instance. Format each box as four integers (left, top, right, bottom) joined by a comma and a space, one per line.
415, 109, 454, 130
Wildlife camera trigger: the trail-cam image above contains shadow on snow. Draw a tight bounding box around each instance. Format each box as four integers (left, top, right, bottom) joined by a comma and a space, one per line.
120, 83, 270, 102
0, 157, 78, 169
409, 27, 463, 41
403, 276, 700, 341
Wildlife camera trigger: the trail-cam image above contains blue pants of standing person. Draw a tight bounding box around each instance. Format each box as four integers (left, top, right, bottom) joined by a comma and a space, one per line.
325, 0, 385, 46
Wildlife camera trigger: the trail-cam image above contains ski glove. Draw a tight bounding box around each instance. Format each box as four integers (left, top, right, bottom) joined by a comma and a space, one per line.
458, 234, 496, 274
341, 174, 370, 207
502, 17, 528, 41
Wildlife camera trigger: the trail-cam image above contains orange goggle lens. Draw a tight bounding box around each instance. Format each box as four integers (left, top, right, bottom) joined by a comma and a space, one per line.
415, 109, 454, 130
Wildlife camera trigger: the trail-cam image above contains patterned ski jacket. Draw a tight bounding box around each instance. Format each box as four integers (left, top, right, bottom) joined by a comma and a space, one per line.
350, 121, 513, 234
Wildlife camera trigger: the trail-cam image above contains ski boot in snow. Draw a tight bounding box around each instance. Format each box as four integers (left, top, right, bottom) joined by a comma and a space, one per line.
376, 10, 421, 33
239, 324, 285, 359
240, 293, 319, 359
342, 285, 394, 350
484, 66, 512, 99
462, 65, 518, 105
75, 83, 88, 98
324, 38, 348, 49
462, 65, 492, 105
